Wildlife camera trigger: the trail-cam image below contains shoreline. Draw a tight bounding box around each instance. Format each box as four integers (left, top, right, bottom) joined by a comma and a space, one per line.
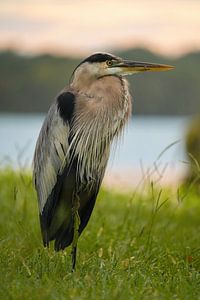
103, 164, 188, 191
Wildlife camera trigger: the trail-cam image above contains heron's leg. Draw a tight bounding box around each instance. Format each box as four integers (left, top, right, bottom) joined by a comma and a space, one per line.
71, 194, 80, 271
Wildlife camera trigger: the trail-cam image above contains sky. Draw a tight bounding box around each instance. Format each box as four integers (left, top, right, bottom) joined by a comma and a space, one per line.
0, 0, 200, 57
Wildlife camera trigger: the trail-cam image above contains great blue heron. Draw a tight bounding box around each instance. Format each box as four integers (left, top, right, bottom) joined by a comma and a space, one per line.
33, 52, 173, 269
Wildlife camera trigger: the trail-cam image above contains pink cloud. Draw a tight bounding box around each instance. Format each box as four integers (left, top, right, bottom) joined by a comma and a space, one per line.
0, 0, 200, 57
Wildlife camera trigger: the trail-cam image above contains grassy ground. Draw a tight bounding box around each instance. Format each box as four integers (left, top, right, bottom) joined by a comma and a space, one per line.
0, 169, 200, 300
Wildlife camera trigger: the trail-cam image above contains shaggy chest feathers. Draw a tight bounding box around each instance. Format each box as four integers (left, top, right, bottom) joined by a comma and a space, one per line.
68, 76, 132, 184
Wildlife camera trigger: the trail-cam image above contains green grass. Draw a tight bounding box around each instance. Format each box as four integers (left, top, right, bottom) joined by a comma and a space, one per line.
1, 169, 200, 300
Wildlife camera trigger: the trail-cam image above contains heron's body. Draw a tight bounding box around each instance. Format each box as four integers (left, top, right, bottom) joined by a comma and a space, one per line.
33, 53, 173, 268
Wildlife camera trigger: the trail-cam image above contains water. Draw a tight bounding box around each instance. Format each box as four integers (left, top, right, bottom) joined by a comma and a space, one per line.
0, 113, 190, 172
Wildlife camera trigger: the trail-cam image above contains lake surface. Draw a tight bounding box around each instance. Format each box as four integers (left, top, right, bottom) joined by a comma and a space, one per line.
0, 114, 190, 173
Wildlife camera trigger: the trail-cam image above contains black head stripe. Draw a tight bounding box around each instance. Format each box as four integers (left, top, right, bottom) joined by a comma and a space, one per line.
81, 53, 116, 64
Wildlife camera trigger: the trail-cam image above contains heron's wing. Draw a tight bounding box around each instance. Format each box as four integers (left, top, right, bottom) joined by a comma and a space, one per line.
33, 92, 75, 240
54, 185, 100, 251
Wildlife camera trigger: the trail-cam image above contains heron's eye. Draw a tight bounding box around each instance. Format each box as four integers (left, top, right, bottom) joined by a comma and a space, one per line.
106, 60, 113, 67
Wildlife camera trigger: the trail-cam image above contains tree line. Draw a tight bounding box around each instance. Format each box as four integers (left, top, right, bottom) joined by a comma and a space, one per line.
0, 48, 200, 115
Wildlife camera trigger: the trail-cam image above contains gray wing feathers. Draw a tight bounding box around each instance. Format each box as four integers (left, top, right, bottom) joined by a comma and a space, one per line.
33, 103, 70, 213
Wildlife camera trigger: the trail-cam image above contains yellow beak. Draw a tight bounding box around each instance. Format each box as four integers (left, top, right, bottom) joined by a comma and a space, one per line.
114, 60, 174, 74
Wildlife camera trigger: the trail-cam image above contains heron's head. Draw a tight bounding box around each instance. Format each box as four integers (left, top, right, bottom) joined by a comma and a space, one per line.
71, 52, 174, 88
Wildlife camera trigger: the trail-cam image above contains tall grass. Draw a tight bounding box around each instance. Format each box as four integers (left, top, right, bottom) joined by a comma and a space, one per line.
0, 168, 200, 299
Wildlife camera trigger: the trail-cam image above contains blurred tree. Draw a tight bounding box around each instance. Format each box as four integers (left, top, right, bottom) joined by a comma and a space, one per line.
185, 116, 200, 184
1, 49, 200, 115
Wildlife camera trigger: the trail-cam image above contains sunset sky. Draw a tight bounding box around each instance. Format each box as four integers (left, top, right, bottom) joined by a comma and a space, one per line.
0, 0, 200, 57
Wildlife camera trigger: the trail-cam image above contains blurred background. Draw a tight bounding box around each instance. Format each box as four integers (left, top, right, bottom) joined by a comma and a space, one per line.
1, 0, 200, 188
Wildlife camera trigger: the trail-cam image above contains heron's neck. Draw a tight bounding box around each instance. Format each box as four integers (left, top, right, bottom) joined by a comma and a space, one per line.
70, 68, 132, 125
70, 66, 96, 92
71, 72, 124, 104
